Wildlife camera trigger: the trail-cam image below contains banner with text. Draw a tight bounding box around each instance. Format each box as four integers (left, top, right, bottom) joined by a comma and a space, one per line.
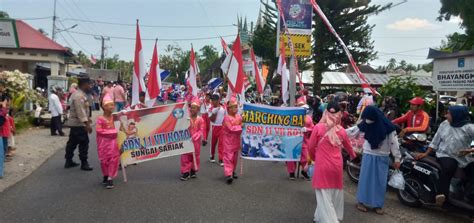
241, 103, 305, 161
433, 56, 474, 91
114, 102, 194, 166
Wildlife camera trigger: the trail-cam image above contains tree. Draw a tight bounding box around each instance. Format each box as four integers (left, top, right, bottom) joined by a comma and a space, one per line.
312, 0, 391, 95
379, 76, 428, 113
199, 45, 219, 74
386, 58, 397, 70
439, 32, 474, 52
0, 11, 9, 18
398, 60, 408, 70
159, 44, 190, 84
438, 0, 474, 50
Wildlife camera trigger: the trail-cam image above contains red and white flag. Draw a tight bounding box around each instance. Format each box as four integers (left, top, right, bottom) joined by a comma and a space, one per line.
188, 46, 199, 96
89, 55, 97, 65
220, 37, 231, 55
147, 40, 161, 100
277, 40, 289, 104
220, 34, 244, 95
251, 48, 265, 94
132, 21, 148, 106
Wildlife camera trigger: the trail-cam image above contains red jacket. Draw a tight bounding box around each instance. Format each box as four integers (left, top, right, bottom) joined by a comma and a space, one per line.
392, 110, 429, 133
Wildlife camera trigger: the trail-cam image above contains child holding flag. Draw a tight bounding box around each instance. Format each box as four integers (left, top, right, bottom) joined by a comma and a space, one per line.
180, 98, 205, 181
222, 97, 242, 184
96, 95, 121, 189
286, 96, 314, 180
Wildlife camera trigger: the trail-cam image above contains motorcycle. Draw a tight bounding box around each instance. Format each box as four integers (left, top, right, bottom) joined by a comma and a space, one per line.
396, 148, 474, 212
345, 133, 429, 183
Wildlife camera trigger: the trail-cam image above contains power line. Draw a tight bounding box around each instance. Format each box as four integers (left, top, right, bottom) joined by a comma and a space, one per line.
66, 30, 237, 41
66, 0, 106, 37
59, 17, 235, 28
56, 0, 100, 37
58, 20, 92, 55
16, 16, 53, 21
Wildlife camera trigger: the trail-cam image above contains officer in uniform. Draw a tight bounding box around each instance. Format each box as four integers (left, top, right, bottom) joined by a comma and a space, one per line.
64, 76, 93, 171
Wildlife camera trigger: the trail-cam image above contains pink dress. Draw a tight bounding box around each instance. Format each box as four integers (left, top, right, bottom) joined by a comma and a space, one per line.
180, 116, 205, 173
96, 116, 121, 178
222, 114, 242, 177
308, 123, 355, 189
287, 115, 314, 173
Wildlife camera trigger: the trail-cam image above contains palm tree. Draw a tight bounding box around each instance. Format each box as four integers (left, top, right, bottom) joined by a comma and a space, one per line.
387, 58, 397, 70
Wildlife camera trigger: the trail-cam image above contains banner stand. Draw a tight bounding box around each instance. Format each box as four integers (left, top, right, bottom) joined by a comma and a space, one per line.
296, 162, 300, 178
121, 161, 128, 183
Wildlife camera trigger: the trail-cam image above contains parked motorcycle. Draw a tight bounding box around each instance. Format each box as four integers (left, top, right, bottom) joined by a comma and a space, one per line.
396, 149, 474, 213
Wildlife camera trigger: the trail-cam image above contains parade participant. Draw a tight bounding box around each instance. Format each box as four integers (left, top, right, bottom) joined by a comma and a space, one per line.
96, 95, 120, 189
49, 85, 65, 136
65, 76, 93, 171
200, 93, 211, 146
0, 80, 7, 178
346, 106, 401, 215
356, 89, 374, 116
415, 105, 474, 206
113, 80, 126, 112
392, 97, 429, 137
180, 98, 205, 181
222, 97, 242, 184
209, 93, 226, 165
131, 91, 148, 110
286, 96, 314, 180
308, 102, 356, 223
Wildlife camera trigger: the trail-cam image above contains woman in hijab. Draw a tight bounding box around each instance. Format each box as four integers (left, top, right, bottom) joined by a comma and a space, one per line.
415, 105, 474, 206
346, 106, 401, 215
308, 102, 356, 223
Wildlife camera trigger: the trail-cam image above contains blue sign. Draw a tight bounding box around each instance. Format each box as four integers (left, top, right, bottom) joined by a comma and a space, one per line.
458, 58, 465, 68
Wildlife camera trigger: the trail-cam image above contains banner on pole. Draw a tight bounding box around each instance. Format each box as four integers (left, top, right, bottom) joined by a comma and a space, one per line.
114, 102, 194, 166
279, 0, 313, 35
241, 103, 305, 161
281, 34, 311, 57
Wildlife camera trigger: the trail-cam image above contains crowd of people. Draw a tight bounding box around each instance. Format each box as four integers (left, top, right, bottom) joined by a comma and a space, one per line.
0, 80, 16, 179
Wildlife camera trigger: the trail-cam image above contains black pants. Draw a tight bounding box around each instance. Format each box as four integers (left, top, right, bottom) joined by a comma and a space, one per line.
65, 127, 89, 161
437, 157, 459, 197
50, 115, 63, 135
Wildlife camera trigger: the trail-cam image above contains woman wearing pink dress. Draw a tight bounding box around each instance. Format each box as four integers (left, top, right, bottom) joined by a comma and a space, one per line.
308, 102, 356, 223
222, 97, 242, 184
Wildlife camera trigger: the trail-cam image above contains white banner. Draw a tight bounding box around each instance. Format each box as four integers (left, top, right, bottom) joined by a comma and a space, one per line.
432, 56, 474, 91
0, 20, 18, 48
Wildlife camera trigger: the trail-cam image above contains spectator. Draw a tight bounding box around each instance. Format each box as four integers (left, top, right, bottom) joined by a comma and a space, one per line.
101, 81, 115, 104
49, 85, 65, 136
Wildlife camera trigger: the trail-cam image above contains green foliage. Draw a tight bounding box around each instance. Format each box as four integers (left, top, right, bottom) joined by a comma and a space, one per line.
439, 32, 474, 52
379, 76, 428, 113
198, 45, 219, 75
14, 112, 34, 133
438, 0, 474, 50
0, 11, 9, 18
0, 70, 47, 112
159, 44, 190, 84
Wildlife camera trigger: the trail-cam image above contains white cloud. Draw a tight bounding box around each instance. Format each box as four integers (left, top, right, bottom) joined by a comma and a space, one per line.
386, 18, 440, 31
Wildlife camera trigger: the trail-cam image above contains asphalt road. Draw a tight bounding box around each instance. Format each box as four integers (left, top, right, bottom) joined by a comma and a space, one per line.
0, 129, 470, 223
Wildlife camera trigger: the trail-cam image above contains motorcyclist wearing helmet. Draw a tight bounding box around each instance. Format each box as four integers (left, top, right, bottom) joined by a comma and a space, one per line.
392, 97, 430, 138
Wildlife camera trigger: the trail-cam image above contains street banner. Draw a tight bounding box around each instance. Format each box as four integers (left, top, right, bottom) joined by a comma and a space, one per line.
0, 19, 18, 48
241, 103, 306, 161
114, 102, 194, 166
432, 56, 474, 91
280, 34, 311, 58
278, 0, 312, 35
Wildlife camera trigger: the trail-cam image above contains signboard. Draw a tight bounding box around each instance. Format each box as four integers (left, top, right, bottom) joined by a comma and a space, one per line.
432, 56, 474, 91
0, 19, 18, 48
279, 0, 313, 35
241, 103, 305, 161
114, 102, 194, 166
280, 34, 311, 57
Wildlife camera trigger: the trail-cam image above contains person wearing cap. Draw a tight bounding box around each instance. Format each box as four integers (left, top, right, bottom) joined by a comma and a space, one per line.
49, 85, 65, 136
286, 96, 314, 180
180, 97, 205, 181
392, 97, 430, 137
96, 94, 120, 189
222, 97, 242, 184
209, 93, 226, 165
65, 76, 93, 171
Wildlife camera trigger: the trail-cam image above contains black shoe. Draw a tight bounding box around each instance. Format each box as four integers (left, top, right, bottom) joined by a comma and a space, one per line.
289, 173, 296, 180
232, 172, 238, 179
190, 170, 197, 178
202, 141, 207, 146
226, 176, 233, 185
59, 132, 65, 136
301, 170, 310, 181
106, 180, 114, 189
80, 161, 93, 171
180, 172, 190, 181
51, 133, 58, 136
64, 160, 79, 168
102, 176, 108, 185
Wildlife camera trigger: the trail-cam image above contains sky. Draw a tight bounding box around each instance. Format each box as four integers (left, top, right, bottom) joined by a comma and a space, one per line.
0, 0, 464, 68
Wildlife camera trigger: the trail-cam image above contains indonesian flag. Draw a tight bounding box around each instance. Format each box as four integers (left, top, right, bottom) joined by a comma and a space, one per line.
251, 48, 265, 94
132, 21, 147, 106
221, 37, 231, 55
147, 40, 161, 99
220, 34, 244, 95
277, 40, 289, 104
188, 46, 199, 96
89, 55, 97, 65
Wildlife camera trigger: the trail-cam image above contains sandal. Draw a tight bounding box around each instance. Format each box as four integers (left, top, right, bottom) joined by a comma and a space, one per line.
356, 203, 368, 212
374, 208, 384, 215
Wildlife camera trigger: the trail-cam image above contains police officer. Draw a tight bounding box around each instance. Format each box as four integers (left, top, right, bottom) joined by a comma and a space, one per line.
64, 76, 93, 171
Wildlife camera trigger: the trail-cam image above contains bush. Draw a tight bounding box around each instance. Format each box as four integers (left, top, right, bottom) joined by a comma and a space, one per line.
379, 76, 429, 114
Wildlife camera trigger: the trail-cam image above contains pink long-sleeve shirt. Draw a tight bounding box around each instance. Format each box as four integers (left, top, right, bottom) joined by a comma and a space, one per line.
96, 116, 120, 162
222, 114, 242, 152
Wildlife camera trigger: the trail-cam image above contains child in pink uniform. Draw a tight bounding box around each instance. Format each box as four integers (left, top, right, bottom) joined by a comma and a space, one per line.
286, 96, 314, 180
180, 98, 205, 181
96, 95, 121, 189
222, 97, 242, 184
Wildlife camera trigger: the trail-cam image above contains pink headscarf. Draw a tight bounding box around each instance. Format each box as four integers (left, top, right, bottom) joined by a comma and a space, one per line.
319, 110, 343, 147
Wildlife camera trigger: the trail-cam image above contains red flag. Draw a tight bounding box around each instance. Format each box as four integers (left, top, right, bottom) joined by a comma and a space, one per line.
147, 40, 161, 99
251, 48, 265, 94
221, 37, 230, 55
221, 34, 244, 94
132, 20, 147, 105
89, 55, 97, 65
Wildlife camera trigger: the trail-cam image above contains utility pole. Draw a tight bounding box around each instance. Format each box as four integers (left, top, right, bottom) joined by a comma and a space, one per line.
289, 56, 296, 106
94, 35, 110, 69
52, 0, 57, 41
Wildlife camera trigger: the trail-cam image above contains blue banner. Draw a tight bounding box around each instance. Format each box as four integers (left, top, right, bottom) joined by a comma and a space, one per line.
241, 103, 306, 161
279, 0, 313, 35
